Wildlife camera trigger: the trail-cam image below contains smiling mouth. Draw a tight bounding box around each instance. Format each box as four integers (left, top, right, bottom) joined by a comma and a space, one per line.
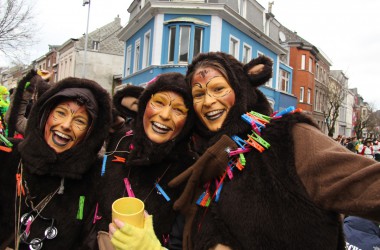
151, 122, 172, 134
204, 109, 225, 121
51, 130, 73, 146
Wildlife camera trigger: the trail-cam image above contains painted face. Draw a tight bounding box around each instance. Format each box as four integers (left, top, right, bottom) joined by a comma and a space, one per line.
143, 91, 188, 144
121, 96, 138, 112
191, 67, 235, 132
44, 100, 90, 153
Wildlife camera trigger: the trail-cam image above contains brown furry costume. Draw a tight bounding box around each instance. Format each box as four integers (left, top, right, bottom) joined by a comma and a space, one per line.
178, 52, 346, 249
0, 77, 112, 250
95, 73, 197, 249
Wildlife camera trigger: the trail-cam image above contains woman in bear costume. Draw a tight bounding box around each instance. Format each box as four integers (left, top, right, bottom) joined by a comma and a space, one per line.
169, 51, 380, 250
97, 73, 197, 250
0, 77, 112, 250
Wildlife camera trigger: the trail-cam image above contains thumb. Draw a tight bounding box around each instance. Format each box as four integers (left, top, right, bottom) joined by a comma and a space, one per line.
168, 166, 194, 188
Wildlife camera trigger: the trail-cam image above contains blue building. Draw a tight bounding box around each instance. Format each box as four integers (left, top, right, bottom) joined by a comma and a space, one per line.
117, 0, 296, 111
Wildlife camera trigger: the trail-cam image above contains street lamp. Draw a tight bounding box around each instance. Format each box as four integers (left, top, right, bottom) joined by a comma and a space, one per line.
83, 0, 91, 78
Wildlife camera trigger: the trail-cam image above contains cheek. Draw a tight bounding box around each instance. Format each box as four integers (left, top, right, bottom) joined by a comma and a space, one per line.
222, 91, 235, 108
193, 102, 203, 118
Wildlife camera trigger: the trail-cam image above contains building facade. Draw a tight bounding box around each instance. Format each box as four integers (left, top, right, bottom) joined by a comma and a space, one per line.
117, 0, 297, 111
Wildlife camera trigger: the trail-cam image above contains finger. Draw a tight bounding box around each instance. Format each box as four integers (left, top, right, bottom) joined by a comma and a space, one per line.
168, 166, 194, 187
111, 234, 128, 249
109, 223, 117, 236
114, 218, 125, 229
173, 181, 195, 211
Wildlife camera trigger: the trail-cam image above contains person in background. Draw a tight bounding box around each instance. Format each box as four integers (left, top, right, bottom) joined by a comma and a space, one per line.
343, 216, 380, 250
100, 73, 198, 250
0, 77, 112, 250
358, 138, 375, 159
169, 51, 380, 250
5, 69, 53, 138
0, 85, 10, 135
373, 139, 380, 161
346, 137, 358, 153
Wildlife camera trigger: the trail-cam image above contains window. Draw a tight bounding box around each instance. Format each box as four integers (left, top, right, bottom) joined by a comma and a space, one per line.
142, 31, 151, 68
316, 64, 319, 79
134, 39, 140, 73
193, 27, 203, 58
229, 36, 239, 59
168, 26, 176, 62
307, 89, 311, 104
93, 41, 100, 50
280, 70, 289, 92
167, 24, 204, 64
126, 45, 132, 76
179, 26, 191, 62
309, 57, 313, 72
299, 87, 304, 102
242, 43, 252, 64
301, 55, 306, 70
238, 0, 247, 17
47, 59, 51, 68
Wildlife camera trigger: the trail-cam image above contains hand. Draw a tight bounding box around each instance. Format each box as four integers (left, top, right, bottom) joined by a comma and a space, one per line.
168, 135, 237, 213
109, 214, 163, 250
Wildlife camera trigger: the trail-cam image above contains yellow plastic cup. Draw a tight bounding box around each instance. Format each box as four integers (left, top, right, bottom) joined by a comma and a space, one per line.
112, 197, 145, 228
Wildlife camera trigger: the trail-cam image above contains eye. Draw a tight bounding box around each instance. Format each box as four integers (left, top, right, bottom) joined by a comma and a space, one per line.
192, 91, 205, 98
55, 110, 66, 117
74, 118, 87, 126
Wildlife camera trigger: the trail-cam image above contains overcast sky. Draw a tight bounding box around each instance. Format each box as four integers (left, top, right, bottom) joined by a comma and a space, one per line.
2, 0, 379, 109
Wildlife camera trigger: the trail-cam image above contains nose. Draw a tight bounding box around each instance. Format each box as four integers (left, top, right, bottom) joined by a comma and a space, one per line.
203, 92, 216, 106
159, 106, 172, 120
60, 117, 72, 131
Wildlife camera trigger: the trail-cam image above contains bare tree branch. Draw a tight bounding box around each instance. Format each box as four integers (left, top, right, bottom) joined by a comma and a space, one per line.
0, 0, 37, 63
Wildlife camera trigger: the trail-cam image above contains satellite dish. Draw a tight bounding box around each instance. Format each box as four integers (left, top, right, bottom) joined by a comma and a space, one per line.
279, 31, 286, 42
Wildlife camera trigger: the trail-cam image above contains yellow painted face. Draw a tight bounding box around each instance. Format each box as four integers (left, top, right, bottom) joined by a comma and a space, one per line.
191, 67, 235, 132
143, 91, 188, 144
44, 100, 90, 153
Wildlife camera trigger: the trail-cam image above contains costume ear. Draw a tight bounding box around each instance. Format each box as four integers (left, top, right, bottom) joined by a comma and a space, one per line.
243, 55, 273, 87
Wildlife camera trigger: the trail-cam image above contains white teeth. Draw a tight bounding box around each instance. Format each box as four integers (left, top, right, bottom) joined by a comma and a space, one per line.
153, 122, 170, 130
206, 110, 223, 116
54, 131, 71, 140
205, 110, 224, 120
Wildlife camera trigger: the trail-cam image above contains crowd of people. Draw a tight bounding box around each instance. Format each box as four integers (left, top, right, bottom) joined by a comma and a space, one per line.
335, 135, 380, 161
1, 53, 380, 250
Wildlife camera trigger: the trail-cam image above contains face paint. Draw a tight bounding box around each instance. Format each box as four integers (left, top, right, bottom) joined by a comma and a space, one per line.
191, 67, 235, 132
143, 91, 188, 144
44, 100, 90, 153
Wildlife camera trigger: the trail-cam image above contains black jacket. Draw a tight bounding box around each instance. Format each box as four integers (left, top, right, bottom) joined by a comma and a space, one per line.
0, 77, 112, 250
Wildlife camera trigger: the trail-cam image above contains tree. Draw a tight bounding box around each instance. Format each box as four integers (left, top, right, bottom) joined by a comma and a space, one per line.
323, 76, 346, 137
0, 0, 37, 64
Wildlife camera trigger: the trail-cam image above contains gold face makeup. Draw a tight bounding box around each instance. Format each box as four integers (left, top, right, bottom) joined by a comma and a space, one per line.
44, 100, 90, 153
143, 91, 188, 144
191, 67, 235, 132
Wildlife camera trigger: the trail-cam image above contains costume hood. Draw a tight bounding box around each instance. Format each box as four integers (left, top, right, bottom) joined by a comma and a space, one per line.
18, 77, 112, 179
186, 52, 272, 146
127, 72, 194, 166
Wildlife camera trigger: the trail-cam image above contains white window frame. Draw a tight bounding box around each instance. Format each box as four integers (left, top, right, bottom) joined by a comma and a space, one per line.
142, 30, 151, 68
93, 41, 100, 51
126, 45, 132, 76
134, 39, 141, 73
279, 69, 289, 92
238, 0, 247, 17
242, 43, 252, 64
307, 89, 311, 104
229, 35, 240, 59
300, 87, 304, 102
301, 54, 306, 70
309, 57, 313, 72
